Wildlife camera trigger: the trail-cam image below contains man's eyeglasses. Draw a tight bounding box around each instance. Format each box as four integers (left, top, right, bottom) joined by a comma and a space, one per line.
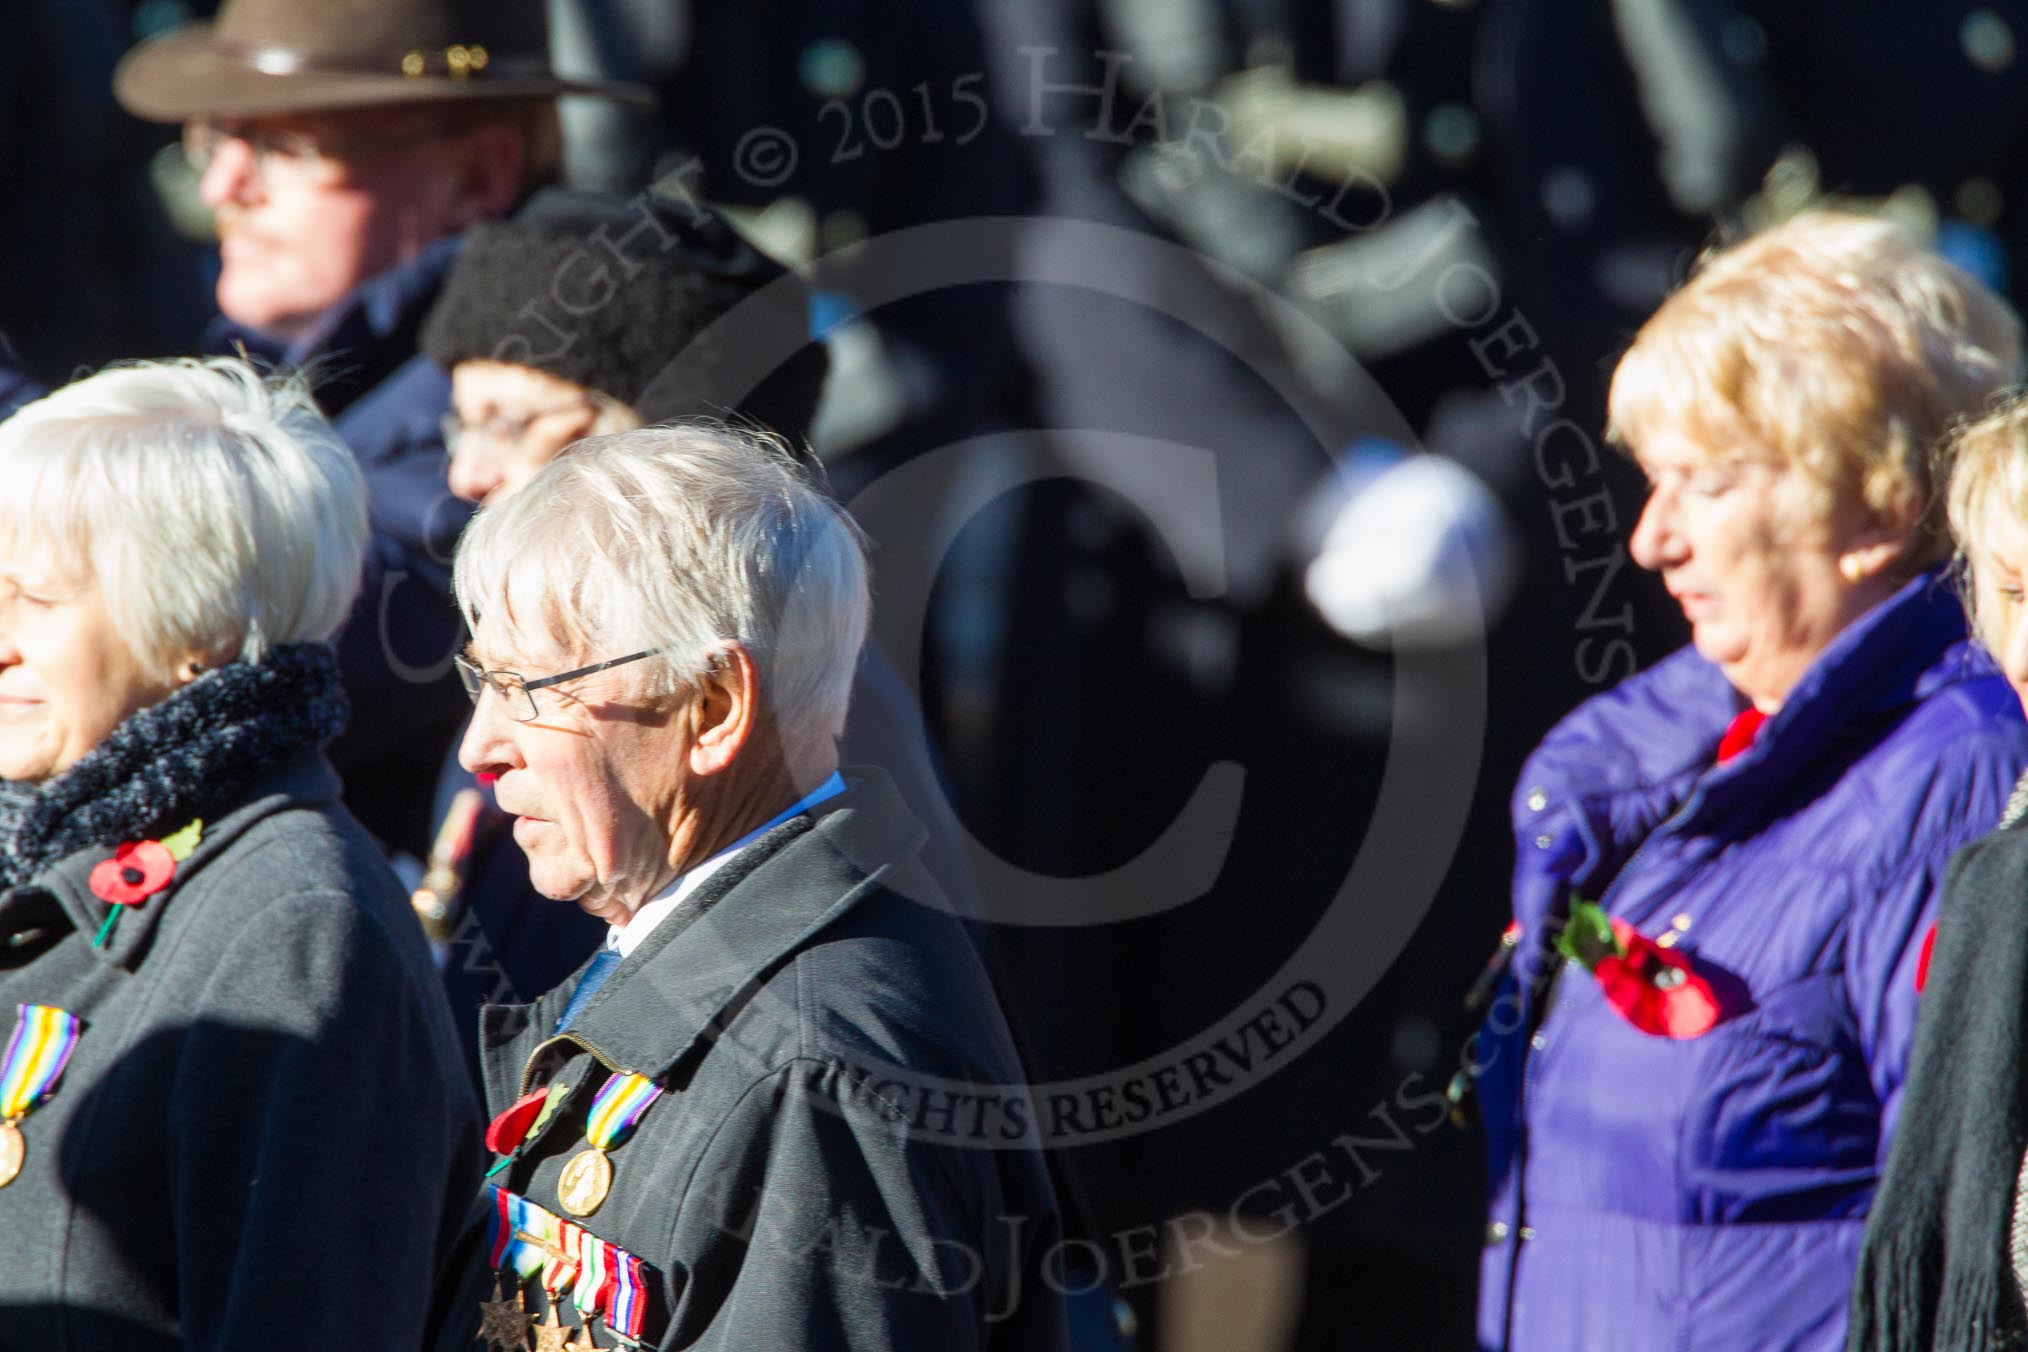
440, 398, 598, 456
181, 118, 456, 187
454, 648, 665, 722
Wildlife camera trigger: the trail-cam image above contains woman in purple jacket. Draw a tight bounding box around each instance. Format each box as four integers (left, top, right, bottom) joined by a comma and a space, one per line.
1471, 211, 2028, 1351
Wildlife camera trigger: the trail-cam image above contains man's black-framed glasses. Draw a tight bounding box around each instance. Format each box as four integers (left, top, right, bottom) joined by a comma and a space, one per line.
454, 648, 665, 722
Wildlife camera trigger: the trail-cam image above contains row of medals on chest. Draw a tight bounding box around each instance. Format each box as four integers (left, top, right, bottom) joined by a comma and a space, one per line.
481, 1067, 638, 1352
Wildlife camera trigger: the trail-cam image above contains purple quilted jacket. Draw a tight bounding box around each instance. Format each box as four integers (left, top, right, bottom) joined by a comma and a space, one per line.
1476, 573, 2028, 1352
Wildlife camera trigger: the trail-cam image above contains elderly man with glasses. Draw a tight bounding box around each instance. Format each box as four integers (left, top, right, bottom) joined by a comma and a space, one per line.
111, 0, 644, 862
439, 421, 1067, 1350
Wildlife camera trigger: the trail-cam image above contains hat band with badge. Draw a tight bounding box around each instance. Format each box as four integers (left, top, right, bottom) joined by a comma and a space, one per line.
213, 40, 539, 82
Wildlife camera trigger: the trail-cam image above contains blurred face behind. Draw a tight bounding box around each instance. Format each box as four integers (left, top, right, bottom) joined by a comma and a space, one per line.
446, 361, 600, 505
1968, 503, 2028, 717
193, 106, 522, 339
1627, 429, 1904, 710
456, 619, 692, 918
0, 554, 179, 784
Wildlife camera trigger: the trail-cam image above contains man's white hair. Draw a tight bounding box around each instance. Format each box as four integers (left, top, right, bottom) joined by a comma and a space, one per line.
0, 357, 367, 678
454, 421, 870, 772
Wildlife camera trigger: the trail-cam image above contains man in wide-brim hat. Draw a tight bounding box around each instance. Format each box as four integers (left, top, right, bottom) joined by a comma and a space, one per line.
110, 0, 648, 864
115, 0, 644, 120
114, 0, 647, 336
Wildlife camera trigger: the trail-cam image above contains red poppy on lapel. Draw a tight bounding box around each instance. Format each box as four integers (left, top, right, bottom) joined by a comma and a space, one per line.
88, 840, 176, 906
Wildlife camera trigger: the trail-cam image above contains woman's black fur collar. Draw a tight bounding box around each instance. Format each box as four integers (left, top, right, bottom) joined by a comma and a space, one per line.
0, 643, 348, 889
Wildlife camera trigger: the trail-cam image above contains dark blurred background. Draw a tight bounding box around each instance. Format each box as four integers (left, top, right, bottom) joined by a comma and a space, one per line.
16, 1, 2028, 1345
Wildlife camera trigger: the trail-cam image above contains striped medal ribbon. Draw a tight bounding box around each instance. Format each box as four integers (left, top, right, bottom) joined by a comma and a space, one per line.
555, 1072, 663, 1218
532, 1214, 584, 1345
0, 1004, 83, 1189
573, 1223, 614, 1322
568, 1225, 650, 1344
609, 1250, 649, 1342
479, 1189, 536, 1348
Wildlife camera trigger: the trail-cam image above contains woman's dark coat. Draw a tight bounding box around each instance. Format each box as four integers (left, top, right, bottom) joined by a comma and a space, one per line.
0, 751, 481, 1347
1848, 776, 2028, 1349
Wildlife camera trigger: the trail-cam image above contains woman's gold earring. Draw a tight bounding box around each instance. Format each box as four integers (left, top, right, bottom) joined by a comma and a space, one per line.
1839, 557, 1864, 583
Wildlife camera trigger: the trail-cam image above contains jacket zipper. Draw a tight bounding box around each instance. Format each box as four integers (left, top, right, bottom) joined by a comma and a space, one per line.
515, 1031, 627, 1099
1503, 788, 1705, 1348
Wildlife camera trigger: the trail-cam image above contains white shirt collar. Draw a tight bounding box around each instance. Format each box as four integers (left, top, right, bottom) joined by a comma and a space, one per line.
606, 772, 848, 958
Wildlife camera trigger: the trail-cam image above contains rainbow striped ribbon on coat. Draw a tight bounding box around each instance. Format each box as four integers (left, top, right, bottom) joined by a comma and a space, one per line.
486, 1186, 653, 1340
0, 1005, 82, 1122
584, 1071, 664, 1150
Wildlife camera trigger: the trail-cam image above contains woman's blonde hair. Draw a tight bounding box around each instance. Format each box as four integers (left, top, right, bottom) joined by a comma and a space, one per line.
1609, 210, 2023, 568
1944, 392, 2028, 651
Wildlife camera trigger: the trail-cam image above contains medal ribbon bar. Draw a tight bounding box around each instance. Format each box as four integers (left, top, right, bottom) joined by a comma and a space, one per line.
584, 1072, 663, 1149
487, 1185, 656, 1339
0, 1004, 82, 1120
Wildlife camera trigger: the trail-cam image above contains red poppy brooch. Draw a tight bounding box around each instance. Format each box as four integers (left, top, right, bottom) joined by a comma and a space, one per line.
87, 819, 203, 947
1556, 899, 1720, 1038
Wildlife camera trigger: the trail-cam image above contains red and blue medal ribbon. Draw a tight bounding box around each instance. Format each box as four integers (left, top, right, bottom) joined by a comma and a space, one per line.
584, 1071, 663, 1150
609, 1251, 648, 1340
0, 1005, 82, 1122
487, 1185, 515, 1269
487, 1186, 548, 1277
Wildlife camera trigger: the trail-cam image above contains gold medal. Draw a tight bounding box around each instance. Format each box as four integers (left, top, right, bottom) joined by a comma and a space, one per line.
557, 1147, 612, 1217
0, 1119, 22, 1188
557, 1070, 659, 1218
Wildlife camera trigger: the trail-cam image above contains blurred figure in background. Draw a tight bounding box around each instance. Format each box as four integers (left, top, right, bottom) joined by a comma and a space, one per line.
0, 358, 38, 421
109, 0, 644, 859
1469, 212, 2028, 1351
1849, 393, 2028, 1348
0, 359, 476, 1346
0, 1, 212, 391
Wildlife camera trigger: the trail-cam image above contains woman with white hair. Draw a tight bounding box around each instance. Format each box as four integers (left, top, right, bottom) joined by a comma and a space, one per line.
0, 358, 479, 1346
452, 422, 1065, 1350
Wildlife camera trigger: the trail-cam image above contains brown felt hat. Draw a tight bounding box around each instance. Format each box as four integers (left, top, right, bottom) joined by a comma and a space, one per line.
114, 0, 650, 123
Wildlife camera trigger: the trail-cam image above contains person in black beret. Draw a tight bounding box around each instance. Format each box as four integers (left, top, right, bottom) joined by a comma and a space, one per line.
423, 186, 830, 503
414, 187, 972, 1081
